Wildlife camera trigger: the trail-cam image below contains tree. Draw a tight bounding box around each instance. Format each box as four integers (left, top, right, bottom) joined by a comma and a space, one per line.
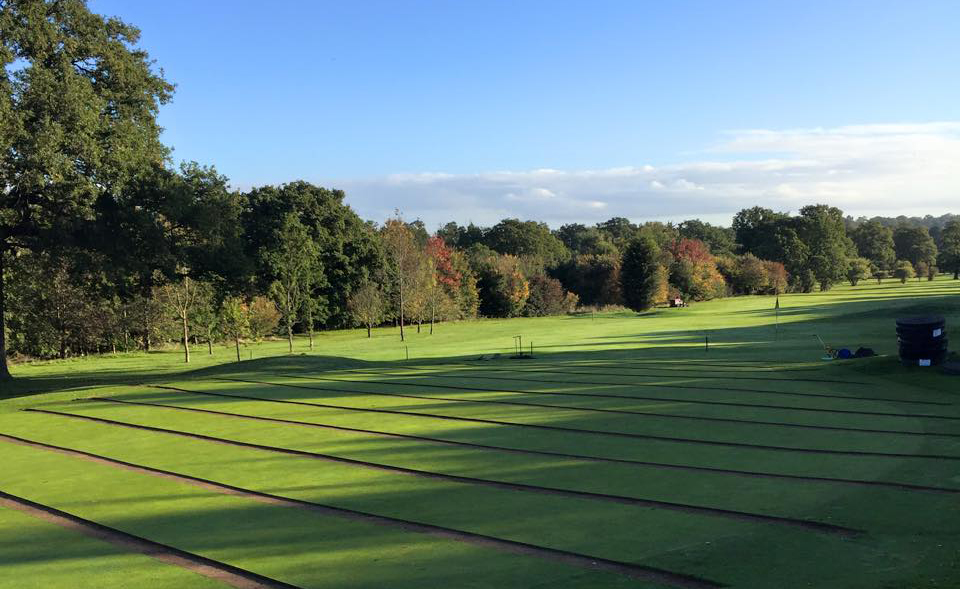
668, 239, 726, 301
219, 297, 249, 362
0, 1, 174, 379
893, 260, 915, 284
381, 218, 420, 341
846, 258, 872, 287
556, 224, 618, 257
190, 288, 219, 355
248, 296, 280, 341
678, 220, 736, 256
473, 252, 530, 318
797, 205, 853, 291
894, 225, 938, 269
915, 261, 929, 283
937, 220, 960, 279
267, 215, 318, 353
763, 261, 788, 294
729, 254, 768, 295
155, 273, 207, 363
620, 235, 665, 312
850, 221, 896, 272
243, 181, 382, 330
524, 275, 578, 316
349, 281, 386, 338
732, 207, 789, 259
484, 219, 569, 269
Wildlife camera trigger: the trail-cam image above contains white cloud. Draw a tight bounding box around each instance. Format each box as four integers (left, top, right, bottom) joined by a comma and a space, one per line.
335, 122, 960, 228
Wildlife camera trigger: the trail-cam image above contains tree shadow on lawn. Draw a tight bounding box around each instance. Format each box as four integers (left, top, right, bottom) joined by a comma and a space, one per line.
5, 290, 959, 401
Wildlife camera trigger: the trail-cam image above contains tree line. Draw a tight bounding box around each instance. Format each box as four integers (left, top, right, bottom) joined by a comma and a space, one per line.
2, 2, 959, 380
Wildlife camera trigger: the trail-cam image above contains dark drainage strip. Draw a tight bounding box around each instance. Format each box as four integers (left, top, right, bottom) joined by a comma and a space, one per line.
22, 408, 861, 538
0, 433, 724, 589
88, 397, 960, 496
348, 365, 946, 408
442, 361, 873, 386
0, 487, 299, 589
375, 365, 948, 407
148, 385, 960, 461
260, 374, 960, 438
245, 374, 960, 422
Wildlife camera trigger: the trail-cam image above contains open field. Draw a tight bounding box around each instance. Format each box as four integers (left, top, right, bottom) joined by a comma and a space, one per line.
2, 277, 960, 588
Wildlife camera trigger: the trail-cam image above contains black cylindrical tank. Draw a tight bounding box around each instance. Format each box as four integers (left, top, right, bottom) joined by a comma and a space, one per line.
897, 316, 948, 366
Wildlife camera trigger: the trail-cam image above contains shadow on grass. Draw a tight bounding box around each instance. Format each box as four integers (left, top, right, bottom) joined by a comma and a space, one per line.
4, 288, 959, 401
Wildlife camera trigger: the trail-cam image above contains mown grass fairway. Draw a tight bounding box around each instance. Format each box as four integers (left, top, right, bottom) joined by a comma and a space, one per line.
2, 278, 960, 588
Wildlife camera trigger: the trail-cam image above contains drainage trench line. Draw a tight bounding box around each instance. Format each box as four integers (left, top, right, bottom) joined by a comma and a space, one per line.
0, 488, 300, 589
148, 384, 960, 461
444, 362, 873, 386
22, 408, 861, 537
87, 397, 960, 495
363, 365, 948, 407
0, 433, 724, 589
262, 374, 960, 438
250, 374, 960, 421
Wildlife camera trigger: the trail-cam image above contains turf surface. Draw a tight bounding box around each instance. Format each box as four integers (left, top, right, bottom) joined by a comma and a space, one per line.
2, 277, 959, 587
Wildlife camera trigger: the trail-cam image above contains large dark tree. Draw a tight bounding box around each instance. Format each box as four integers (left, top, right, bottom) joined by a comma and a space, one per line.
620, 235, 665, 312
484, 219, 569, 268
797, 205, 854, 291
732, 207, 790, 259
850, 220, 896, 272
678, 219, 736, 256
243, 181, 382, 329
0, 0, 173, 380
894, 225, 938, 270
938, 220, 960, 279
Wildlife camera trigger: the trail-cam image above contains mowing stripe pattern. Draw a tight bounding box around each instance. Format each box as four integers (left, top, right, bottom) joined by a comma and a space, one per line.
170, 384, 960, 460
0, 488, 301, 589
0, 433, 725, 589
242, 374, 960, 421
89, 396, 960, 495
23, 408, 860, 536
258, 374, 960, 437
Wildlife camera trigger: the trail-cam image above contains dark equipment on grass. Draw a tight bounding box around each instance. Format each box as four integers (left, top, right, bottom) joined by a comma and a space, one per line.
896, 316, 948, 367
853, 347, 876, 358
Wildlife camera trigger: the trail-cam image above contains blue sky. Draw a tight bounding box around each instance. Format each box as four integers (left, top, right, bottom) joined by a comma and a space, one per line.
90, 1, 960, 227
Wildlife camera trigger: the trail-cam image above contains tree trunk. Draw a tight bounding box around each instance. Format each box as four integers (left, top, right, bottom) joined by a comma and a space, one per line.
416, 321, 421, 334
398, 284, 405, 342
207, 330, 213, 355
306, 306, 314, 350
367, 323, 372, 338
123, 308, 129, 351
235, 336, 241, 362
0, 252, 11, 381
430, 302, 435, 335
287, 320, 294, 353
954, 268, 958, 279
181, 314, 190, 364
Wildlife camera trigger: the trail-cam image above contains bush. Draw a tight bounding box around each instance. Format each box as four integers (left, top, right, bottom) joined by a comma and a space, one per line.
524, 275, 578, 317
893, 260, 915, 283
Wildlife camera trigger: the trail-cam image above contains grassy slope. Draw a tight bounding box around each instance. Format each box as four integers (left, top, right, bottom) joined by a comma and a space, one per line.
1, 277, 959, 588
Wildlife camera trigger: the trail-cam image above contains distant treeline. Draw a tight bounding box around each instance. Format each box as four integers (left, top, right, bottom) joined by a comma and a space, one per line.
5, 162, 960, 365
2, 1, 960, 377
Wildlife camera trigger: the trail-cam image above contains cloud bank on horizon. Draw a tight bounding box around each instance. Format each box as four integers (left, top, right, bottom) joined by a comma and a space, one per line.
336, 122, 960, 229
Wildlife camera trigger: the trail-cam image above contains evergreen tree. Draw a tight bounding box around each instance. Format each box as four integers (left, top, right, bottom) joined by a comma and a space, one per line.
620, 235, 664, 312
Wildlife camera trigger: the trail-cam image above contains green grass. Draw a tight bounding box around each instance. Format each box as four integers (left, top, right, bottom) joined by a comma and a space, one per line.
2, 277, 960, 588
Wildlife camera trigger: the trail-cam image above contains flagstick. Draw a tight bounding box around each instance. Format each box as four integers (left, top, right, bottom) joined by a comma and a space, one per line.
774, 293, 780, 341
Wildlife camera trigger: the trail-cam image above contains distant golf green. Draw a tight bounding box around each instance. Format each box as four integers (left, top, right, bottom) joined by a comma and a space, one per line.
2, 277, 959, 589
